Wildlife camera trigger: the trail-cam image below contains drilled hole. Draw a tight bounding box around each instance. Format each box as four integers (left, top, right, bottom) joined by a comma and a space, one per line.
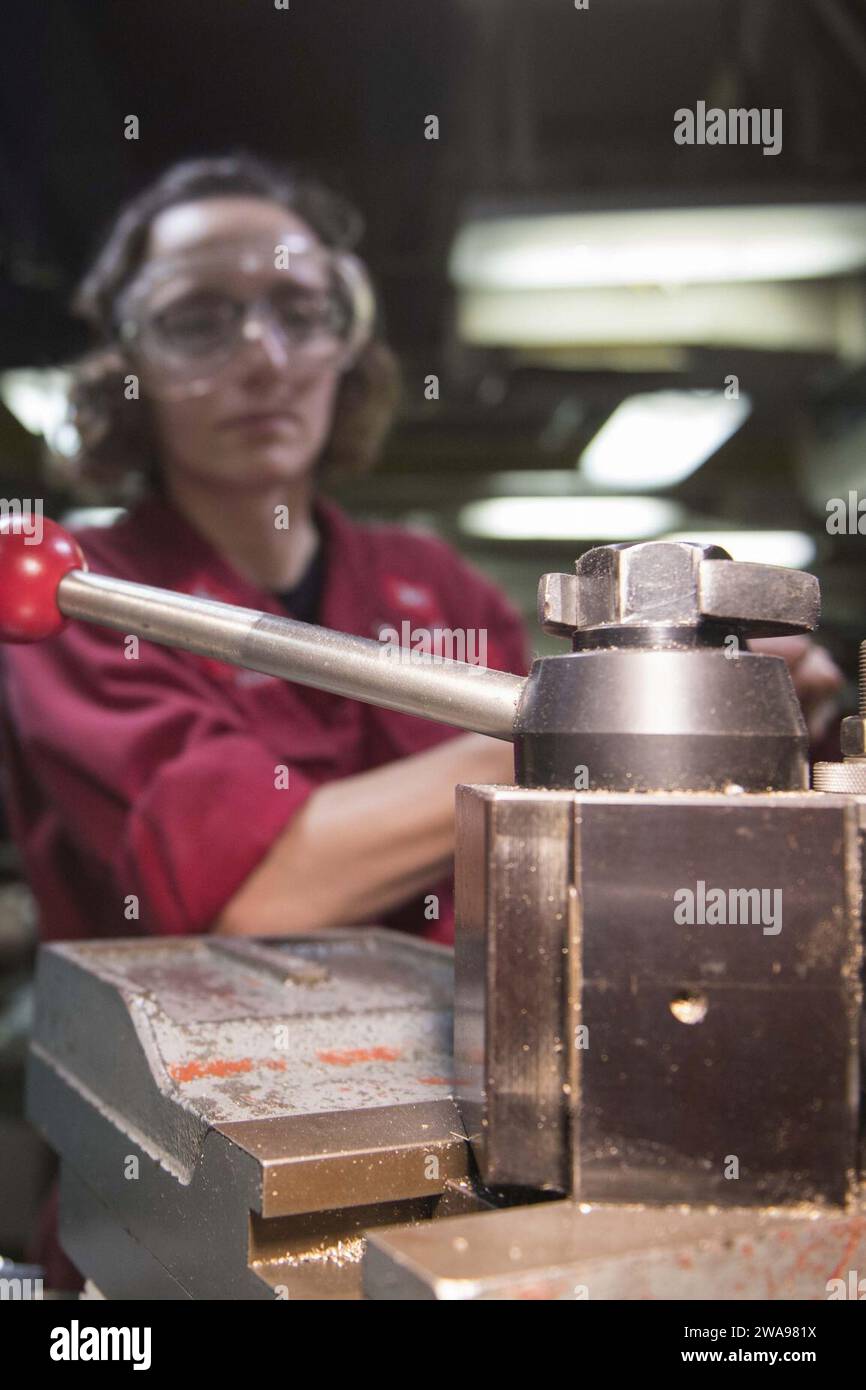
669, 993, 708, 1025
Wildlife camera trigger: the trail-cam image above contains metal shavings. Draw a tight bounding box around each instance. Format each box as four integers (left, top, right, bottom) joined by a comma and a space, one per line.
273, 1236, 367, 1269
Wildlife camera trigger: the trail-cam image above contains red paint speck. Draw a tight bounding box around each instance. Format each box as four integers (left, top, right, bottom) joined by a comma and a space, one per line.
169, 1057, 287, 1083
317, 1046, 401, 1066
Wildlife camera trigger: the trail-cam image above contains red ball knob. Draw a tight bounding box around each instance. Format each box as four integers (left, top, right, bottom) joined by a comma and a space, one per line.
0, 514, 86, 642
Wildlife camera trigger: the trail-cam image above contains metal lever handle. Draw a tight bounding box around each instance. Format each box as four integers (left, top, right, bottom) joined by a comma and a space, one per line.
0, 517, 525, 740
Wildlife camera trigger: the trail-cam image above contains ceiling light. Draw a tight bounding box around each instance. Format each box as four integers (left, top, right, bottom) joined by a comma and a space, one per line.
0, 369, 71, 438
450, 205, 866, 290
459, 495, 683, 541
663, 530, 816, 569
579, 390, 751, 490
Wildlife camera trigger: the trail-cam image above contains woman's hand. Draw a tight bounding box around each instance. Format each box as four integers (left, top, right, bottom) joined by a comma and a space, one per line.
748, 635, 845, 742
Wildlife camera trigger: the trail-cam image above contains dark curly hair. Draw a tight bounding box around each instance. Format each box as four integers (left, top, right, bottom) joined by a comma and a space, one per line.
56, 152, 401, 501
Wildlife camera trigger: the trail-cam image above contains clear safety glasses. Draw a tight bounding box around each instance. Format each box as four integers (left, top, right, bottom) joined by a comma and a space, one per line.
116, 233, 375, 399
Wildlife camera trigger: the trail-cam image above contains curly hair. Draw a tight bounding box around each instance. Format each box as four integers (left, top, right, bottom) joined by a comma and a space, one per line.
56, 152, 401, 501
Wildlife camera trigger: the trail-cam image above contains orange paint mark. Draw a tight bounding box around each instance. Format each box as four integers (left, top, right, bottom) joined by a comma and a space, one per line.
417, 1076, 451, 1086
317, 1046, 401, 1066
169, 1057, 287, 1083
828, 1222, 866, 1283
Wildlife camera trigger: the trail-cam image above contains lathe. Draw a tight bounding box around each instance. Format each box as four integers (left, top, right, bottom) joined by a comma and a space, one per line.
1, 522, 863, 1300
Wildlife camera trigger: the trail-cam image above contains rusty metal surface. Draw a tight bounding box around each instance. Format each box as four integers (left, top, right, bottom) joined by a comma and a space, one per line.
364, 1199, 866, 1300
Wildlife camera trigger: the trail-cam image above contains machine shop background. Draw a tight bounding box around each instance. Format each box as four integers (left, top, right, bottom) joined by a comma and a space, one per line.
0, 0, 865, 1267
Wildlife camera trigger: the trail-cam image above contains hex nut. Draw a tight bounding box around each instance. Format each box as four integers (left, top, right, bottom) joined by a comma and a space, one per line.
539, 541, 819, 640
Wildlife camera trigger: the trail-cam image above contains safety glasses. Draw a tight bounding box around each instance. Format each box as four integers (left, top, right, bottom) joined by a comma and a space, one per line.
117, 233, 375, 399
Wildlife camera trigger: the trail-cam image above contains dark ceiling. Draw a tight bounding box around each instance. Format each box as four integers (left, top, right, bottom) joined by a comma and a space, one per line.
2, 0, 865, 366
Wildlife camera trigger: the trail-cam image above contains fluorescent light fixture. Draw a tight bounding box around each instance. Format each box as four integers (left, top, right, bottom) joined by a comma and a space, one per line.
459, 495, 683, 542
454, 280, 850, 351
580, 390, 751, 490
61, 507, 127, 530
0, 368, 80, 456
663, 530, 816, 569
0, 369, 70, 436
450, 205, 866, 290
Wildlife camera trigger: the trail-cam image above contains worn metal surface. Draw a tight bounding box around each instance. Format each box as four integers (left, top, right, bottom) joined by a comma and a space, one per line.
365, 1200, 866, 1300
28, 930, 472, 1297
221, 1103, 471, 1218
455, 788, 574, 1190
32, 931, 456, 1139
456, 786, 863, 1205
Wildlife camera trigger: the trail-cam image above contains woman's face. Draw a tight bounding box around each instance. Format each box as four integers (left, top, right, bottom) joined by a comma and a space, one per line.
137, 196, 344, 494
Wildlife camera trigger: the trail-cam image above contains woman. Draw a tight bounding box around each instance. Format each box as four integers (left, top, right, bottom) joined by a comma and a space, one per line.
1, 153, 526, 947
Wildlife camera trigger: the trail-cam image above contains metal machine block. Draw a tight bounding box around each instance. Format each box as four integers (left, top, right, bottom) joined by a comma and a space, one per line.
455, 787, 863, 1205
